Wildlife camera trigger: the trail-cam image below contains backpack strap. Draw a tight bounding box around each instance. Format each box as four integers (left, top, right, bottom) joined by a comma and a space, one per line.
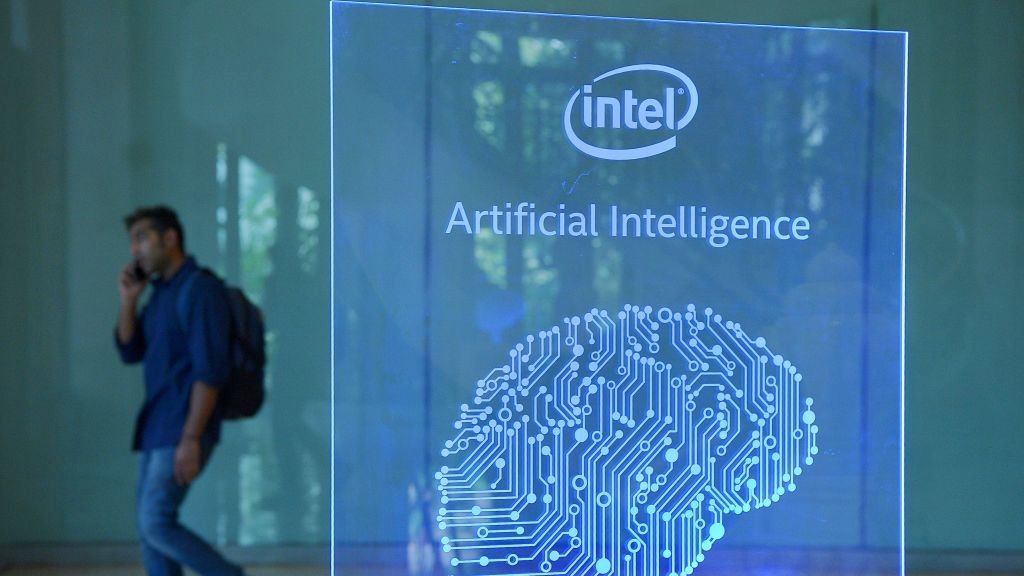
176, 267, 204, 332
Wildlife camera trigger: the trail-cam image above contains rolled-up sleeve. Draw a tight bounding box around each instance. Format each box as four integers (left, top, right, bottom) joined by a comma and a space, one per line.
114, 312, 146, 364
187, 279, 232, 389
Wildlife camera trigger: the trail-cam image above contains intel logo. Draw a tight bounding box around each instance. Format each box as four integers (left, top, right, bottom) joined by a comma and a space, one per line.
564, 64, 698, 161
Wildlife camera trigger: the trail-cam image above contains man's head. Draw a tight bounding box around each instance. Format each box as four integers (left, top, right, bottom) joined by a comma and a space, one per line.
123, 206, 186, 277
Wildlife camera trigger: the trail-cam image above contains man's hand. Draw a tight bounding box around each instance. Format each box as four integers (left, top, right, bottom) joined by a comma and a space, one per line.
177, 382, 220, 485
118, 261, 147, 305
116, 262, 148, 346
174, 437, 202, 485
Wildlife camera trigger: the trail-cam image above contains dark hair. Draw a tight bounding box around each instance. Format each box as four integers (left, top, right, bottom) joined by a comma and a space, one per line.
124, 205, 186, 252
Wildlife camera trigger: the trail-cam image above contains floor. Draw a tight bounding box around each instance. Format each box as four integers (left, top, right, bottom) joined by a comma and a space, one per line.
2, 567, 1024, 576
0, 567, 325, 576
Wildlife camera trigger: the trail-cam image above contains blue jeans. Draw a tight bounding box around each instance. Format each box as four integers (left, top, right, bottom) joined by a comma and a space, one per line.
137, 444, 244, 576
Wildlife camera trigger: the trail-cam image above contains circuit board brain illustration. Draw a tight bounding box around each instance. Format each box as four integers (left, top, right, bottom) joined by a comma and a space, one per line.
436, 305, 819, 576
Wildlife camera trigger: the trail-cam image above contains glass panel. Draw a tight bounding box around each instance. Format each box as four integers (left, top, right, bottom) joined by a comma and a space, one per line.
332, 4, 905, 575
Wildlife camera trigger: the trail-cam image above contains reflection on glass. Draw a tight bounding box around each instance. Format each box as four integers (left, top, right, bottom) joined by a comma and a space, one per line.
215, 142, 230, 276
474, 229, 507, 289
297, 186, 320, 275
522, 236, 558, 329
236, 154, 280, 545
518, 36, 575, 68
470, 31, 502, 65
218, 156, 328, 545
238, 155, 277, 305
473, 81, 506, 150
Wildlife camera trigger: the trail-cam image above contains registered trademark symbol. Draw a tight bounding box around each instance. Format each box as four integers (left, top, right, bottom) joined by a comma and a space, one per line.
677, 88, 685, 95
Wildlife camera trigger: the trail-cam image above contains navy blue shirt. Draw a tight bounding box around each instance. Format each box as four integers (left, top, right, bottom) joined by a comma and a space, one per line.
115, 257, 230, 451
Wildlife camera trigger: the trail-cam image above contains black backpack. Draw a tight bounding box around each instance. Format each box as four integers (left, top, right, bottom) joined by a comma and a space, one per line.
178, 268, 266, 420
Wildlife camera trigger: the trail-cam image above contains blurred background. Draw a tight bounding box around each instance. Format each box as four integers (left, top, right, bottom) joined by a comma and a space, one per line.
0, 0, 1020, 574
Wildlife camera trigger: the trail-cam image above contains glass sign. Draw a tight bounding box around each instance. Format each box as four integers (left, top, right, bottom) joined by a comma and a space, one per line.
331, 3, 906, 575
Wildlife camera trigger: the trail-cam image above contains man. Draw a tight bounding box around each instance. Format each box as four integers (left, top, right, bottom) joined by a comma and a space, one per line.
115, 206, 244, 576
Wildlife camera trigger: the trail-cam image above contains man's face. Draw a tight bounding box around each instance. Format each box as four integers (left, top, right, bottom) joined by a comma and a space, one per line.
128, 219, 173, 275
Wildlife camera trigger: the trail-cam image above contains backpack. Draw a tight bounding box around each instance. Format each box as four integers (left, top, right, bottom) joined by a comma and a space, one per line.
178, 267, 266, 420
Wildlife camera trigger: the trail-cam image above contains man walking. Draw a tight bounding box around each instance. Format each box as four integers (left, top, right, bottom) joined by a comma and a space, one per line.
115, 206, 244, 576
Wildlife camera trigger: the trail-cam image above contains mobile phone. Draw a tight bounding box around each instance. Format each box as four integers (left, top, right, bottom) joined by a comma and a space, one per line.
132, 262, 146, 282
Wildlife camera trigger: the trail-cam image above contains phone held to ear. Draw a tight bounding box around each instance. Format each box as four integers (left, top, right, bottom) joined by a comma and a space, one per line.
132, 262, 146, 282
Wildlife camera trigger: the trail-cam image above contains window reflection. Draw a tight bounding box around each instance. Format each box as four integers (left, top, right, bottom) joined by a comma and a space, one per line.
215, 142, 230, 276
237, 155, 277, 306
522, 236, 558, 328
202, 148, 328, 545
518, 36, 575, 68
473, 229, 508, 289
472, 81, 506, 150
297, 186, 320, 275
469, 31, 502, 65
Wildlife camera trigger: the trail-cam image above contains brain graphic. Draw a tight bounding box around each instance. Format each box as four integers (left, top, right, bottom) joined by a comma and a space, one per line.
435, 304, 819, 576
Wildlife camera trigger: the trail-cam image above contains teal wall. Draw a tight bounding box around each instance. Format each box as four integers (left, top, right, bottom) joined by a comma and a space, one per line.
887, 0, 1024, 552
0, 0, 1020, 559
